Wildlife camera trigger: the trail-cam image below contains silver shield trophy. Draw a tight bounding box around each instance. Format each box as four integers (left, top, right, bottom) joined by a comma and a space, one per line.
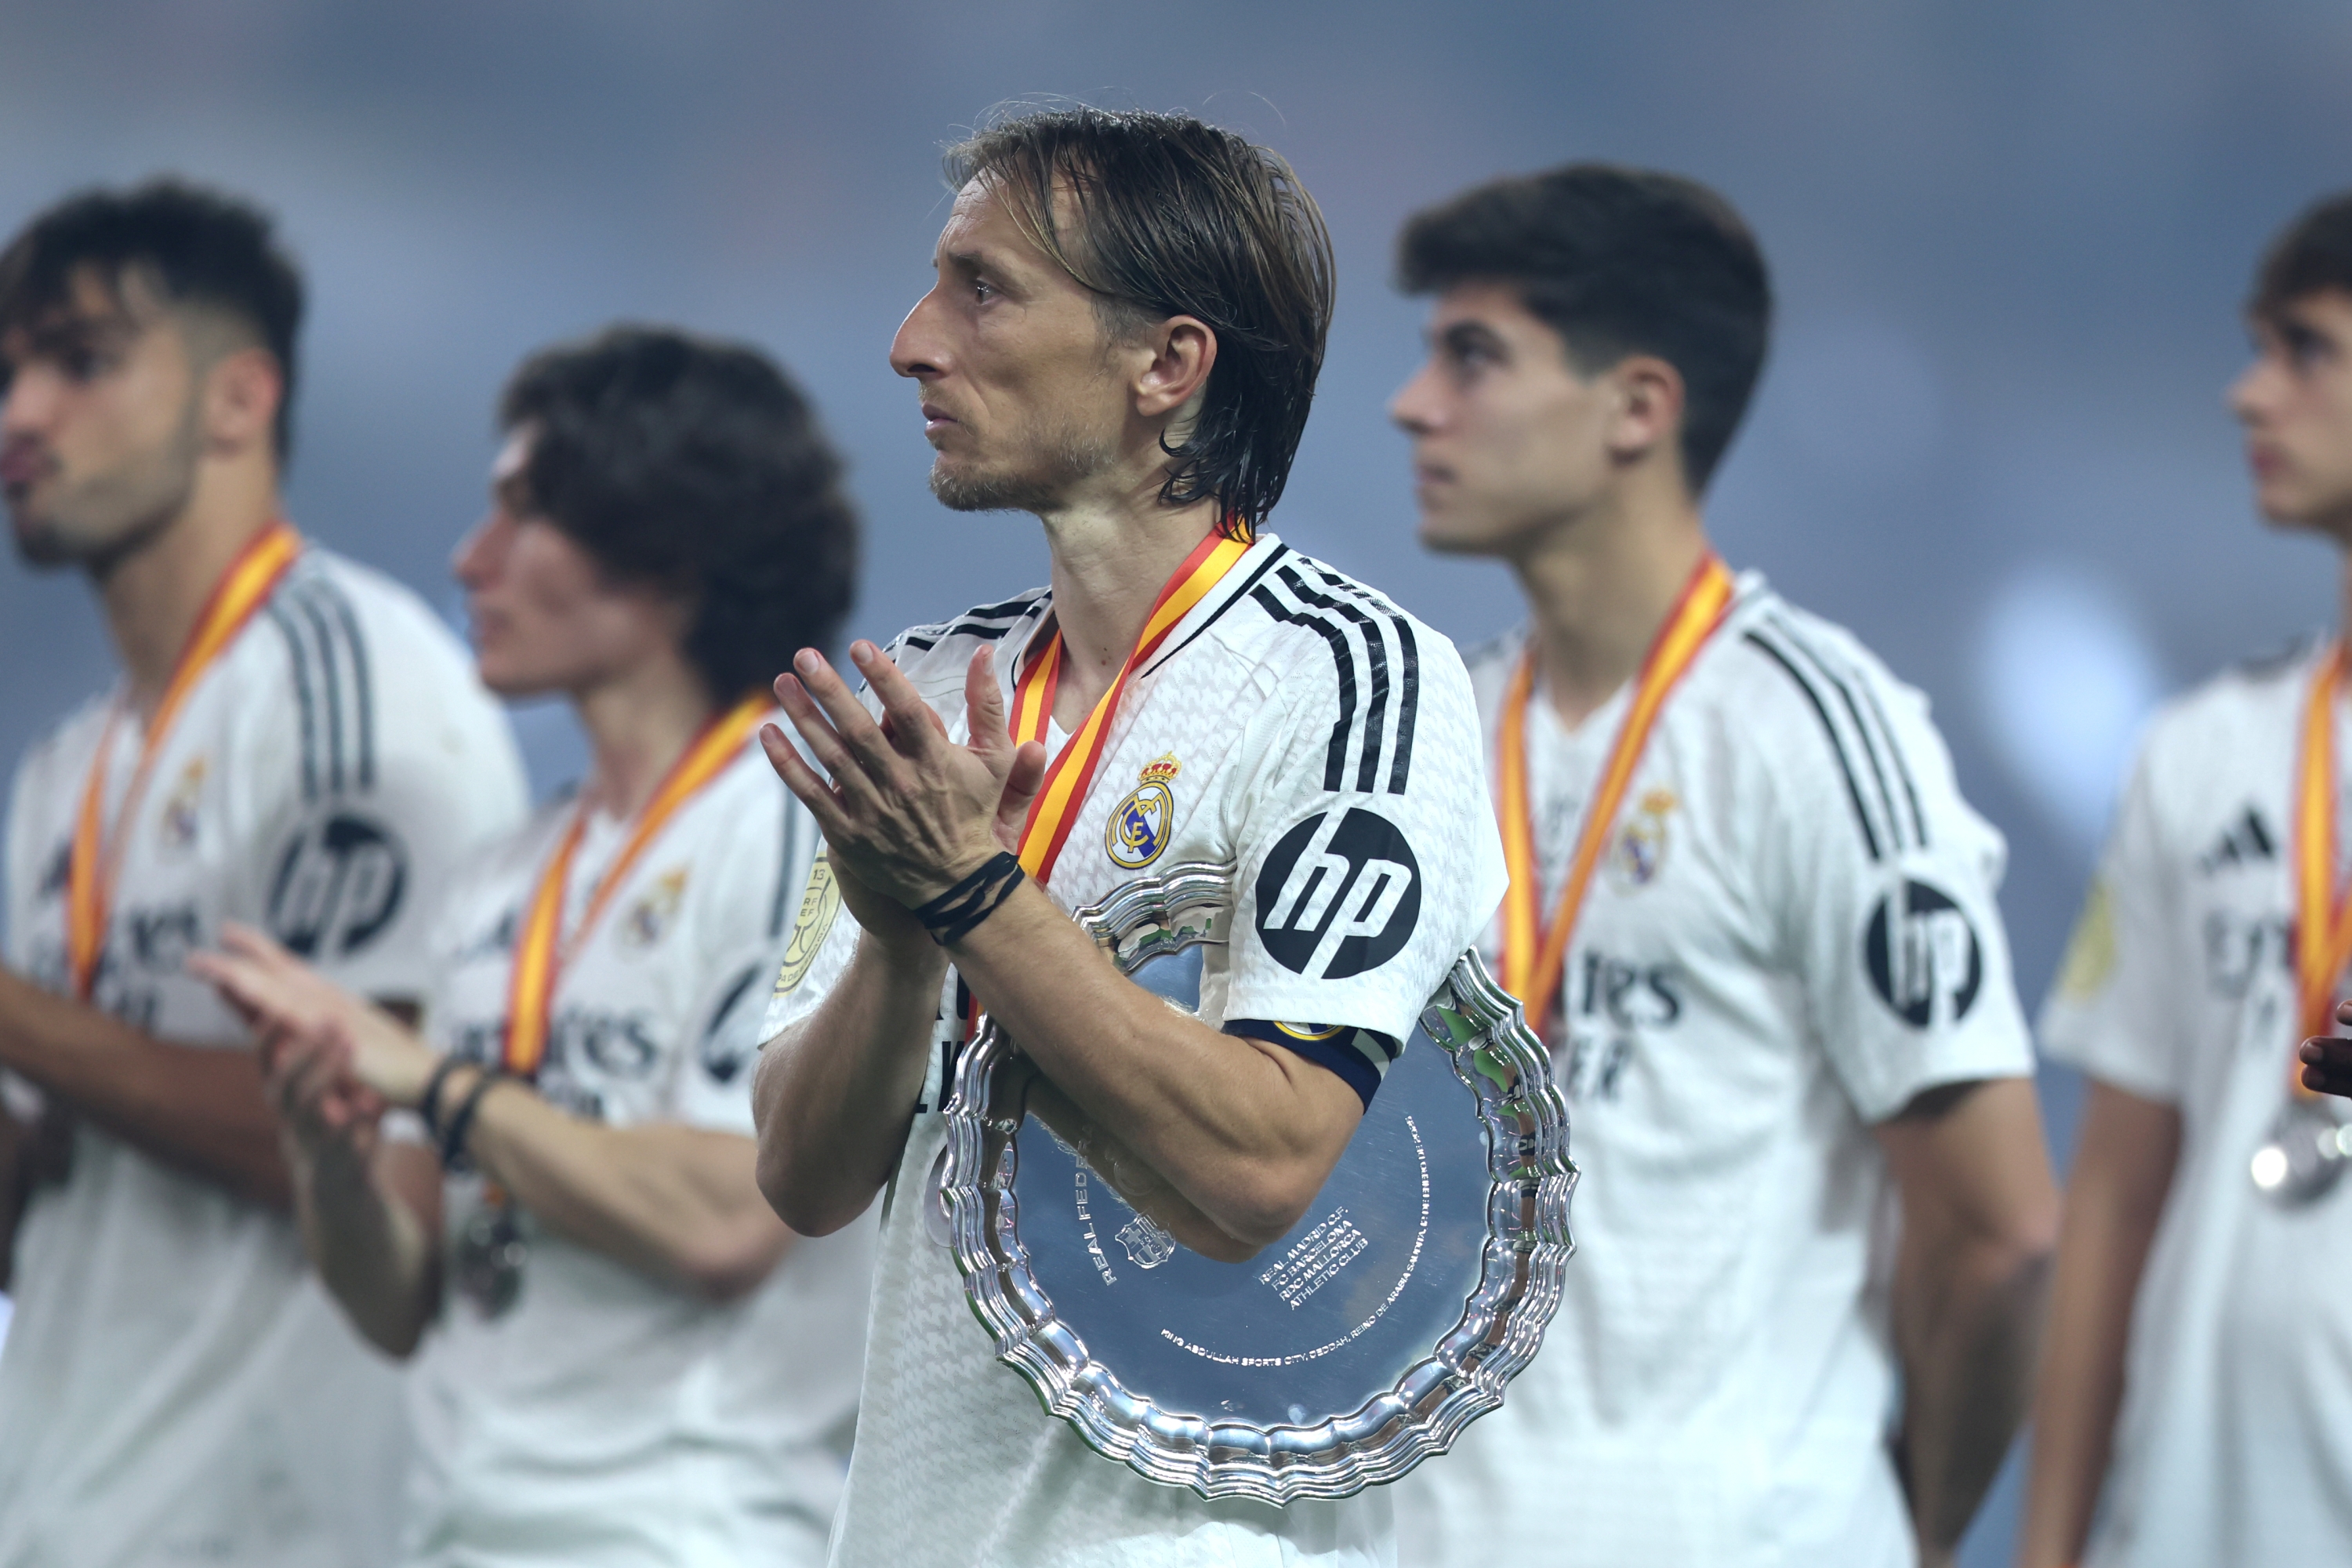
937, 862, 1577, 1503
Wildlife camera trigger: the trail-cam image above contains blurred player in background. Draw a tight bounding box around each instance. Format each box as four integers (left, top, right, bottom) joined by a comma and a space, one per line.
2024, 194, 2352, 1568
753, 106, 1504, 1568
0, 181, 527, 1566
195, 325, 873, 1566
1385, 165, 2059, 1568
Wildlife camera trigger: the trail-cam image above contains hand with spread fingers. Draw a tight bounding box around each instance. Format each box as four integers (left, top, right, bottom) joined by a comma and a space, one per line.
190, 924, 442, 1110
2298, 1001, 2352, 1098
760, 640, 1047, 914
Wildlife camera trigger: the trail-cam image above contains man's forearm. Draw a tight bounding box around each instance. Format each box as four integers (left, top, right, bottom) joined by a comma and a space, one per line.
291, 1137, 439, 1357
1896, 1225, 2053, 1555
949, 883, 1361, 1249
0, 969, 286, 1207
2016, 1086, 2180, 1568
463, 1087, 793, 1301
0, 1103, 25, 1291
754, 929, 946, 1235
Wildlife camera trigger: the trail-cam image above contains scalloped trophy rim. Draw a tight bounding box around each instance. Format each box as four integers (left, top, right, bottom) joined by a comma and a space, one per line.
938, 860, 1578, 1504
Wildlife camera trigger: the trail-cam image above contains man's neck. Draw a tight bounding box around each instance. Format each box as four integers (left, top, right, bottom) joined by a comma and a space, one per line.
573, 650, 720, 822
1038, 493, 1224, 731
98, 463, 281, 720
1509, 488, 1711, 730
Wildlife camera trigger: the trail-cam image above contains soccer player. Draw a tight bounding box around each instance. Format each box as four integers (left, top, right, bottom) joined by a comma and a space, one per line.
194, 325, 874, 1566
752, 107, 1504, 1568
1382, 165, 2060, 1568
0, 182, 527, 1566
2024, 194, 2352, 1568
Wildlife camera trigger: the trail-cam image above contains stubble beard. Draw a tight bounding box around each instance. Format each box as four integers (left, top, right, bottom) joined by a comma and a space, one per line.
929, 417, 1116, 515
9, 400, 204, 575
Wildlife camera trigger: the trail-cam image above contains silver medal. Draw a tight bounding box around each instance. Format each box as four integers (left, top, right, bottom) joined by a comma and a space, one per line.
453, 1199, 530, 1318
2250, 1095, 2352, 1206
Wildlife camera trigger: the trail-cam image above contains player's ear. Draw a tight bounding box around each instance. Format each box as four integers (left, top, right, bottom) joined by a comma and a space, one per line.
1131, 315, 1218, 427
199, 343, 283, 459
1602, 354, 1686, 470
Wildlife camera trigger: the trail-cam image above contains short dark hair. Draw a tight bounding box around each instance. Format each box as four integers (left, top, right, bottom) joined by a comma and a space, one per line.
0, 178, 305, 460
2252, 192, 2352, 325
944, 106, 1334, 538
499, 326, 858, 702
1398, 163, 1771, 493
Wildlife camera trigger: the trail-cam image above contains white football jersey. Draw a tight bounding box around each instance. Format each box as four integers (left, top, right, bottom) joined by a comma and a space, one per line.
402, 734, 874, 1567
1394, 576, 2035, 1568
763, 532, 1506, 1568
2041, 639, 2352, 1567
0, 546, 528, 1568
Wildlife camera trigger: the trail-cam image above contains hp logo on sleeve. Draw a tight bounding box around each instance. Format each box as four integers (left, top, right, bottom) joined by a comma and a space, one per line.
267, 813, 409, 960
1864, 878, 1984, 1029
1254, 808, 1421, 980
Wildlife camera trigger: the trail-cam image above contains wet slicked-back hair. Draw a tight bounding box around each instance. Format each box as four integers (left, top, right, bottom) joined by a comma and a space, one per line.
0, 178, 305, 459
500, 325, 859, 703
945, 105, 1334, 538
1398, 163, 1771, 493
2252, 192, 2352, 325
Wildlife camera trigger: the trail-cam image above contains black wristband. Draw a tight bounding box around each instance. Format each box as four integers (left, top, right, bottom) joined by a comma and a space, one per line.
438, 1068, 505, 1171
417, 1056, 468, 1143
912, 852, 1025, 947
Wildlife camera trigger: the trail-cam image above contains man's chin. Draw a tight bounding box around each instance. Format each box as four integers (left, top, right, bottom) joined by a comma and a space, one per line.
9, 515, 86, 570
928, 459, 1054, 516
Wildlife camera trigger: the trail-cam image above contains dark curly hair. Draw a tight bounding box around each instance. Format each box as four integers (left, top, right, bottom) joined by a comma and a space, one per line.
2252, 192, 2352, 327
0, 177, 305, 459
499, 325, 858, 702
944, 105, 1334, 539
1399, 163, 1771, 495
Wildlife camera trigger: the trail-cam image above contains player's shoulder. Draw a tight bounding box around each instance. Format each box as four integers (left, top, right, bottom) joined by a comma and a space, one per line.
1204, 542, 1468, 694
1715, 581, 1936, 747
2143, 634, 2312, 753
2124, 635, 2314, 811
9, 689, 115, 817
1711, 579, 1962, 854
886, 586, 1054, 696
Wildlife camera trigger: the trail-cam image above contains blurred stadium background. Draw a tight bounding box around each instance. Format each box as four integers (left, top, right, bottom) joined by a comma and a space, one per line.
6, 3, 2352, 1562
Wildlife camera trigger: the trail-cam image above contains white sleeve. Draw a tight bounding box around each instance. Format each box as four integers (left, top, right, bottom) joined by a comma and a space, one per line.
230, 640, 528, 1005
1757, 660, 2036, 1123
674, 793, 823, 1134
2038, 737, 2188, 1102
1222, 624, 1508, 1070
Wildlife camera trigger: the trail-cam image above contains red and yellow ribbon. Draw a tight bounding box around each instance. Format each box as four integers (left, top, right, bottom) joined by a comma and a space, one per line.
501, 694, 769, 1077
1497, 552, 1734, 1037
2292, 642, 2352, 1094
1007, 528, 1250, 887
66, 521, 303, 999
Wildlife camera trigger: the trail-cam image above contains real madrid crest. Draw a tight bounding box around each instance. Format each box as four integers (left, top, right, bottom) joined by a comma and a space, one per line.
1605, 788, 1678, 891
160, 756, 207, 856
621, 866, 689, 949
1105, 753, 1181, 871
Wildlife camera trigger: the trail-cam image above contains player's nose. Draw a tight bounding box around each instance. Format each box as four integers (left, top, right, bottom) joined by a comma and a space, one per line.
889, 292, 948, 382
1388, 361, 1443, 435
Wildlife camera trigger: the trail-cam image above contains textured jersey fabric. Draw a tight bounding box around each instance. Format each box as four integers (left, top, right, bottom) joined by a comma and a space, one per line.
1394, 575, 2035, 1568
0, 546, 528, 1568
2040, 639, 2352, 1567
397, 735, 873, 1567
763, 532, 1506, 1568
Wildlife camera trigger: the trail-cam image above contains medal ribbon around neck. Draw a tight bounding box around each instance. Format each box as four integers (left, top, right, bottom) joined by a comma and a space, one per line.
1497, 552, 1734, 1039
502, 694, 769, 1077
2291, 641, 2352, 1097
66, 520, 303, 1000
1006, 529, 1250, 887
